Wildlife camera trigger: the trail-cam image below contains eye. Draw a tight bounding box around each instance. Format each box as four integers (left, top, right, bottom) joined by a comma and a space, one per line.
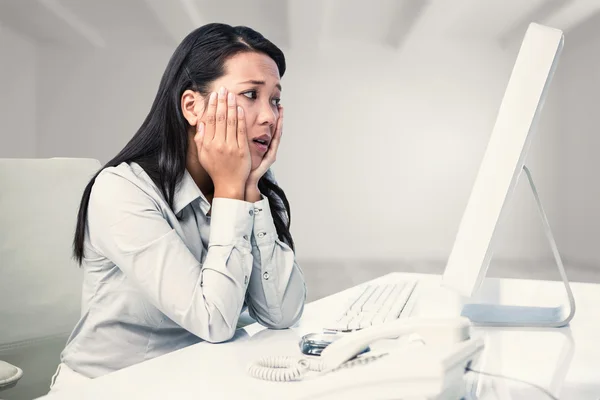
242, 90, 280, 107
242, 90, 257, 100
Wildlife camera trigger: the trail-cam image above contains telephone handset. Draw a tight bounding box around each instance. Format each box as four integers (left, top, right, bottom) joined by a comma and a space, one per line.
318, 317, 470, 371
247, 317, 482, 384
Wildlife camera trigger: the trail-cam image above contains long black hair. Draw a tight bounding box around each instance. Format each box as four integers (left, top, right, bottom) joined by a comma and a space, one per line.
73, 23, 294, 264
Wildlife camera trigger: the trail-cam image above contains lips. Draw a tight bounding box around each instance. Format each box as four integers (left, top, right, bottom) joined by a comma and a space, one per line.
252, 134, 271, 147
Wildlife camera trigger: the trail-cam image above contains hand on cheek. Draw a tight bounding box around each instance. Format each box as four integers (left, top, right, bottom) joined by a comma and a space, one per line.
193, 87, 252, 199
246, 104, 283, 186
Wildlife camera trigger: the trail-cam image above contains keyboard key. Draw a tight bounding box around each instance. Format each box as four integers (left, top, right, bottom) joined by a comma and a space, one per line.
371, 284, 405, 326
361, 285, 386, 312
323, 281, 418, 332
365, 284, 394, 313
384, 282, 416, 322
347, 316, 363, 331
349, 285, 377, 314
328, 314, 352, 332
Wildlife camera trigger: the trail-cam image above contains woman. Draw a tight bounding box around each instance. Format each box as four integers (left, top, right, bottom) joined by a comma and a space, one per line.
49, 22, 306, 391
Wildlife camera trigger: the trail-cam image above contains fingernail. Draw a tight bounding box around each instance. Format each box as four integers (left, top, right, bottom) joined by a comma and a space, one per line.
219, 87, 226, 96
228, 92, 234, 103
198, 122, 204, 133
237, 106, 243, 116
209, 92, 217, 102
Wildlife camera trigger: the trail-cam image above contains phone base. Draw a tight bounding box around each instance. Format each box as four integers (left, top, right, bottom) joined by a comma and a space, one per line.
297, 338, 485, 400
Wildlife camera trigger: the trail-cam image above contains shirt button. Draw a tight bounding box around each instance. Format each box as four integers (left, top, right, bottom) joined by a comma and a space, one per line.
257, 232, 265, 238
249, 209, 254, 216
263, 272, 269, 280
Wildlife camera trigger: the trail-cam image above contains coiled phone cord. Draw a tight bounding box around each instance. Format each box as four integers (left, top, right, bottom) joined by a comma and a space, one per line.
247, 356, 325, 382
247, 353, 388, 382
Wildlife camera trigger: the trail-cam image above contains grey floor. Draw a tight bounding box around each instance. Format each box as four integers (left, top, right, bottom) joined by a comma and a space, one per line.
300, 258, 600, 302
0, 335, 66, 400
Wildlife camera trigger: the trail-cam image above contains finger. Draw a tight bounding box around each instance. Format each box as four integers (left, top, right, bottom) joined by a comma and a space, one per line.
270, 105, 283, 148
215, 86, 227, 142
204, 92, 218, 142
194, 121, 205, 148
237, 106, 248, 149
262, 106, 283, 163
226, 92, 237, 144
276, 105, 284, 137
194, 122, 205, 160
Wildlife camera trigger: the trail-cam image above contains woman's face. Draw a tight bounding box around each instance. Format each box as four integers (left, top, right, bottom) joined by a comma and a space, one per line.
206, 52, 282, 171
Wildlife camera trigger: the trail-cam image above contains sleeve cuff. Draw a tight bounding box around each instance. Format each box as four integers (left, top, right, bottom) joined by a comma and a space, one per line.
252, 196, 277, 245
208, 198, 254, 248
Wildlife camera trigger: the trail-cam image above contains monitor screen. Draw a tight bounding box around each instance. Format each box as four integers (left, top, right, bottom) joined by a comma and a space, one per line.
441, 23, 564, 297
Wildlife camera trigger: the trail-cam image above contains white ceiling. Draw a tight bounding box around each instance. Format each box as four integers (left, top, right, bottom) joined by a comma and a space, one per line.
1, 0, 600, 50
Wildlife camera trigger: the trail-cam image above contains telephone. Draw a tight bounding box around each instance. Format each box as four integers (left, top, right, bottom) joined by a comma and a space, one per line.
247, 317, 485, 400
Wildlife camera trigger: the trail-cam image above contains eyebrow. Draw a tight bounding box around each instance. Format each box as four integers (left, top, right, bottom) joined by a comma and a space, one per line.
240, 80, 282, 91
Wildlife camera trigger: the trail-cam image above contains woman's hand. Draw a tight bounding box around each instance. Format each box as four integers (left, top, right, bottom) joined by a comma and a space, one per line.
194, 87, 251, 200
246, 104, 284, 191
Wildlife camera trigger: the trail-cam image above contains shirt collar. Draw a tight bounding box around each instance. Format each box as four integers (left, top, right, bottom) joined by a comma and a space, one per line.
173, 169, 211, 216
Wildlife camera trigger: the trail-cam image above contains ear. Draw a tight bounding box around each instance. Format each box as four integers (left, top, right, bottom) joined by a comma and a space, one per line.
181, 89, 206, 127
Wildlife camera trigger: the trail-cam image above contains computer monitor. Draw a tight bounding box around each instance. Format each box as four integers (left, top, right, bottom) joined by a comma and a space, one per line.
440, 24, 565, 298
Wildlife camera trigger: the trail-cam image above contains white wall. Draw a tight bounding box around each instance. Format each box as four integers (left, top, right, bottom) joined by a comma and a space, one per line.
0, 25, 36, 158
278, 37, 563, 263
35, 37, 564, 263
555, 18, 600, 268
36, 45, 174, 162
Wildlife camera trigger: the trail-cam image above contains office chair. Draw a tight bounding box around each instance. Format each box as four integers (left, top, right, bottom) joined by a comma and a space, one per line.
0, 158, 101, 400
0, 360, 23, 393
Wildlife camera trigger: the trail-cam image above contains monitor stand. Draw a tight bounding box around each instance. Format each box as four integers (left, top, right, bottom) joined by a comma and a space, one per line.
460, 165, 576, 328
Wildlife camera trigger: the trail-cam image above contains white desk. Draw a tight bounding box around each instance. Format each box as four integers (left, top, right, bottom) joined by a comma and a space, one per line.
38, 272, 600, 399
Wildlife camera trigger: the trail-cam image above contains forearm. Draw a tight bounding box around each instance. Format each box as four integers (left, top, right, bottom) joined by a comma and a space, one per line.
214, 185, 245, 201
246, 246, 306, 329
244, 196, 306, 328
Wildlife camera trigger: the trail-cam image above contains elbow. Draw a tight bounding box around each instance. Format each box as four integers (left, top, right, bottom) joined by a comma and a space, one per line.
202, 324, 237, 343
250, 300, 305, 330
189, 312, 237, 343
271, 310, 303, 330
249, 277, 307, 330
268, 295, 306, 330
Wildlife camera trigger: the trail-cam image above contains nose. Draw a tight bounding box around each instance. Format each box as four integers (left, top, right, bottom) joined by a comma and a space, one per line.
256, 100, 276, 130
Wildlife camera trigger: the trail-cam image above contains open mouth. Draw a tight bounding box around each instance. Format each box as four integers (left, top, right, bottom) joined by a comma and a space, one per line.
252, 138, 269, 153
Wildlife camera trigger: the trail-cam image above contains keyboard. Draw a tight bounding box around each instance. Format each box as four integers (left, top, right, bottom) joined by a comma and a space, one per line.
324, 281, 417, 332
